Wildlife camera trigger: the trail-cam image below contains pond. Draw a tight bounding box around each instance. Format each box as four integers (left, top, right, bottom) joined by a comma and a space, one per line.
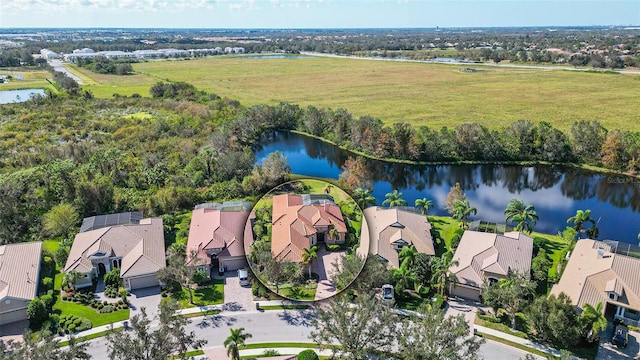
0, 89, 46, 104
256, 131, 640, 244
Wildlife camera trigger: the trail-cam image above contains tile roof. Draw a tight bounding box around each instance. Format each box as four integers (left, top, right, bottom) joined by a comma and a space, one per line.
0, 242, 42, 301
450, 230, 533, 288
271, 194, 347, 262
64, 218, 165, 278
363, 207, 435, 268
186, 204, 254, 266
551, 239, 640, 312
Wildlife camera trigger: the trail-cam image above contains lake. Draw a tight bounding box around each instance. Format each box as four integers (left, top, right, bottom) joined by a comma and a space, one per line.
0, 89, 46, 104
256, 131, 640, 244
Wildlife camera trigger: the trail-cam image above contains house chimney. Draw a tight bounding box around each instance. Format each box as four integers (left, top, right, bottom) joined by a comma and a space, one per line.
597, 247, 605, 259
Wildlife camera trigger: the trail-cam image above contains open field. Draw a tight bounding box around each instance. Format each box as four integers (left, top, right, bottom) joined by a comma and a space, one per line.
0, 68, 55, 91
70, 56, 640, 131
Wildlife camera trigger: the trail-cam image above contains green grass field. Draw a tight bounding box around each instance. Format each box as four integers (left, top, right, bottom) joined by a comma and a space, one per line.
71, 56, 640, 131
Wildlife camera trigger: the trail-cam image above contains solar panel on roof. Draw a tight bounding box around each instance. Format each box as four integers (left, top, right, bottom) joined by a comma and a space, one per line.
80, 211, 143, 232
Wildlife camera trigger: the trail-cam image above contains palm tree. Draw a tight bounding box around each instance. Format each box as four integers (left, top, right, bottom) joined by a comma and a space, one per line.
301, 245, 318, 278
567, 209, 596, 238
392, 262, 417, 294
504, 199, 539, 234
224, 327, 252, 360
398, 245, 418, 270
580, 302, 608, 342
382, 189, 407, 207
63, 270, 83, 291
452, 199, 477, 229
352, 187, 376, 210
430, 253, 459, 297
414, 197, 434, 215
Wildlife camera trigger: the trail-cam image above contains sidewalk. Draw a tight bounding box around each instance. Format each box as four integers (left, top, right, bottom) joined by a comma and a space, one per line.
474, 324, 563, 358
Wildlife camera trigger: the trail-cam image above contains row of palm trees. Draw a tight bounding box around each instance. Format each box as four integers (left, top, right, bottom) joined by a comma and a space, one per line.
353, 187, 601, 240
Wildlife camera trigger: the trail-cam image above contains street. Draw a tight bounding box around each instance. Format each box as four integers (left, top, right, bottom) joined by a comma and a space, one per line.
81, 309, 538, 359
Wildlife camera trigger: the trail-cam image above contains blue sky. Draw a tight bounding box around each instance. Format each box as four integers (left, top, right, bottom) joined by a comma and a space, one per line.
1, 0, 638, 29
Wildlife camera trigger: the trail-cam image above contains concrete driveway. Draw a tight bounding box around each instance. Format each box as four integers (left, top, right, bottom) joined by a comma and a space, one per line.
598, 322, 640, 359
310, 247, 344, 301
221, 270, 254, 312
128, 286, 162, 324
445, 297, 479, 336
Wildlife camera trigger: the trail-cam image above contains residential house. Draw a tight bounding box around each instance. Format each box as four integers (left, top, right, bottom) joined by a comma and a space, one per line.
186, 202, 254, 276
0, 242, 42, 325
64, 214, 165, 291
271, 194, 347, 262
551, 239, 640, 326
449, 230, 534, 301
362, 207, 435, 268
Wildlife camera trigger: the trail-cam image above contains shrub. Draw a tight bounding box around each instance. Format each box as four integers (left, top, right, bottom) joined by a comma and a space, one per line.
41, 277, 54, 292
100, 305, 114, 313
478, 314, 502, 323
58, 328, 65, 336
326, 244, 341, 252
297, 350, 319, 360
103, 268, 122, 288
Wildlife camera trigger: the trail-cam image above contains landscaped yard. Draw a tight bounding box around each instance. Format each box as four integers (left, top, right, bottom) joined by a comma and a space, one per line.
52, 273, 130, 328
171, 279, 225, 308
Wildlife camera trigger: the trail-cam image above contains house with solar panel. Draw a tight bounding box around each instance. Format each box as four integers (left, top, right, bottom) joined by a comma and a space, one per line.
63, 212, 166, 291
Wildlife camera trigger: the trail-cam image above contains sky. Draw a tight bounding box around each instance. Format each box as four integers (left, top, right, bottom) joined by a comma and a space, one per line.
0, 0, 638, 29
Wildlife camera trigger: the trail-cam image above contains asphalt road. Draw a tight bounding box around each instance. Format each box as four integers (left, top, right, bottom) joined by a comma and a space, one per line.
81, 309, 537, 360
47, 59, 84, 84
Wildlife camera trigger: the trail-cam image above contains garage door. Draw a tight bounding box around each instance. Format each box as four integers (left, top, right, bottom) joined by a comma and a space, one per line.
0, 308, 27, 326
450, 285, 480, 301
128, 274, 159, 290
221, 257, 248, 272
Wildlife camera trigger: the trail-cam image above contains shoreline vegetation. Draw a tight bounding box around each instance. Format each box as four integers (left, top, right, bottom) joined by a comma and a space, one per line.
289, 130, 640, 180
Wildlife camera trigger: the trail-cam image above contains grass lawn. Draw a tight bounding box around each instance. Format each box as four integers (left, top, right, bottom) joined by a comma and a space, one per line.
528, 230, 570, 281
52, 273, 130, 328
172, 279, 225, 308
395, 295, 430, 311
79, 56, 640, 131
259, 305, 310, 310
474, 314, 529, 339
276, 285, 316, 301
428, 216, 462, 255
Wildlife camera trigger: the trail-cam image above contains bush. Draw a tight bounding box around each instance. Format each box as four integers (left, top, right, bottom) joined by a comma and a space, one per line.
478, 314, 502, 323
326, 244, 341, 252
41, 277, 54, 292
297, 350, 319, 360
68, 324, 76, 333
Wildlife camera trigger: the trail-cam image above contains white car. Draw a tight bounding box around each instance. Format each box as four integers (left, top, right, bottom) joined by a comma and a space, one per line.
238, 268, 250, 287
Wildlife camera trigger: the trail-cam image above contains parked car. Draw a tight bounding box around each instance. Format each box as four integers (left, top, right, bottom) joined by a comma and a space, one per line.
612, 325, 629, 348
238, 268, 250, 287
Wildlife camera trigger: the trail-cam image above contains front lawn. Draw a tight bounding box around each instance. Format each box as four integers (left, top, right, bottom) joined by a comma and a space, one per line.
171, 279, 225, 308
53, 273, 129, 328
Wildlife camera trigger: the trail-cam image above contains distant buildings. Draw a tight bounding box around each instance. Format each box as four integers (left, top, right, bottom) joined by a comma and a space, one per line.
61, 46, 238, 62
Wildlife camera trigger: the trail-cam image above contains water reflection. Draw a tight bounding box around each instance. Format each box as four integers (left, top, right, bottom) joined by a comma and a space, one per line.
255, 131, 640, 243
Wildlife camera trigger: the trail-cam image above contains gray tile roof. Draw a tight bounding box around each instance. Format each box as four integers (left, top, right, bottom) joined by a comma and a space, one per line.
363, 207, 435, 268
0, 242, 42, 301
65, 218, 165, 278
551, 239, 640, 312
450, 231, 533, 288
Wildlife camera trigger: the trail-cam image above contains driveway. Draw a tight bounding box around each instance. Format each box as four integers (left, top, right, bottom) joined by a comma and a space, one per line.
221, 270, 254, 312
445, 297, 479, 336
310, 247, 344, 301
128, 286, 162, 324
598, 322, 640, 359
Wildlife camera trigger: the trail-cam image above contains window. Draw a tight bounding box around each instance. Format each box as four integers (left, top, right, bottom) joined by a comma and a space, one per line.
626, 309, 638, 316
609, 293, 617, 300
